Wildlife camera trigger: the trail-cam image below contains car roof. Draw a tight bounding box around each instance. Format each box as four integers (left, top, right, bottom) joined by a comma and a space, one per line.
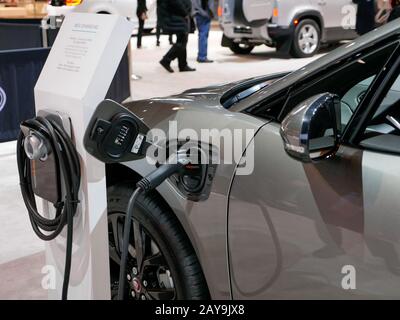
231, 20, 400, 113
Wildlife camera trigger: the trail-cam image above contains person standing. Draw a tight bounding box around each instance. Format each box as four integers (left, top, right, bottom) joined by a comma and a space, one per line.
192, 0, 214, 63
136, 0, 148, 49
389, 0, 400, 21
159, 0, 196, 72
353, 0, 376, 35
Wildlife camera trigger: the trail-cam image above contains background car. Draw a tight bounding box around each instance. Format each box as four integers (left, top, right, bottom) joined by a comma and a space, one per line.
219, 0, 359, 58
47, 0, 157, 33
104, 20, 400, 300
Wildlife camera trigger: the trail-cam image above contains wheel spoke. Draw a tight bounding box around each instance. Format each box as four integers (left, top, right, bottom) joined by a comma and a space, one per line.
109, 247, 121, 265
146, 288, 175, 300
133, 220, 145, 271
109, 214, 123, 256
142, 252, 164, 269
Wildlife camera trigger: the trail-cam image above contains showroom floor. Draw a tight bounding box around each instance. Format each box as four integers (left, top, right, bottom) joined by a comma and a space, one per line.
0, 29, 324, 299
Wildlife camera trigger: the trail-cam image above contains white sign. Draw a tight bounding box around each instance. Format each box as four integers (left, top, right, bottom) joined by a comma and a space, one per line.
36, 13, 133, 103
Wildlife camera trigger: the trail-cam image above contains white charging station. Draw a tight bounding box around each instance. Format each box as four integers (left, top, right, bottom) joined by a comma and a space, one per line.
34, 13, 134, 299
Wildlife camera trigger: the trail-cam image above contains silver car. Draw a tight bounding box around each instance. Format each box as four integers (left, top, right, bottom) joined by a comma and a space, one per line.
106, 21, 400, 300
219, 0, 358, 57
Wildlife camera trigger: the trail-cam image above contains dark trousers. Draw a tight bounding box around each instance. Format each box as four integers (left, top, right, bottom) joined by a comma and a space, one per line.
137, 17, 145, 48
355, 0, 375, 35
156, 25, 161, 44
162, 32, 188, 69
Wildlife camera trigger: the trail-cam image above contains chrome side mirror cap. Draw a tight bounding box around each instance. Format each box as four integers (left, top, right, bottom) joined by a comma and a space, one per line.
280, 93, 341, 163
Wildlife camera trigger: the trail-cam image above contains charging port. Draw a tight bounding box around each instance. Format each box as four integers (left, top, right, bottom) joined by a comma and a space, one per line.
181, 164, 206, 193
169, 143, 217, 202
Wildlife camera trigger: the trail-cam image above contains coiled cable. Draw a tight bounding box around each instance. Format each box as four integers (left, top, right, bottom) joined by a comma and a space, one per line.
16, 116, 80, 300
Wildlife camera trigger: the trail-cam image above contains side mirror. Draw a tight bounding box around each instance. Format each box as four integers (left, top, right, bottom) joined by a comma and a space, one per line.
280, 93, 341, 163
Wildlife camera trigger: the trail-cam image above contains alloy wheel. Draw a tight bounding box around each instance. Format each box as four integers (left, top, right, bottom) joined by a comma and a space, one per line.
298, 24, 319, 55
108, 212, 176, 300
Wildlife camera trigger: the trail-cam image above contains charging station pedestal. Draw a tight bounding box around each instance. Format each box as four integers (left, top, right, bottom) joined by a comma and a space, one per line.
34, 13, 133, 299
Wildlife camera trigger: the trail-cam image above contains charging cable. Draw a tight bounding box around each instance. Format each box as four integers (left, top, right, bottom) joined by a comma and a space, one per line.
117, 155, 189, 300
17, 116, 80, 300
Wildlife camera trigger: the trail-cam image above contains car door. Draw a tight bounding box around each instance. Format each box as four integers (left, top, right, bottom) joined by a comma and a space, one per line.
227, 41, 400, 299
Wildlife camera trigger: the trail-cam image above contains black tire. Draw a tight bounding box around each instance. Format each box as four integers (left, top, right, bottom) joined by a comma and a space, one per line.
291, 19, 321, 58
107, 183, 209, 300
229, 42, 255, 55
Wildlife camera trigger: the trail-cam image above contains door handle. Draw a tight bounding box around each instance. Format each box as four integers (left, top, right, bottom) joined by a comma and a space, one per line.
318, 0, 327, 5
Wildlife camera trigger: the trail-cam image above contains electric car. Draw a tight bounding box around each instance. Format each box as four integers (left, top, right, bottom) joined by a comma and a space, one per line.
107, 20, 400, 300
219, 0, 359, 58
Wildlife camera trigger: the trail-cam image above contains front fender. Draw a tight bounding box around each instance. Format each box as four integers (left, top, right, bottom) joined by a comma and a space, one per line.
117, 106, 266, 299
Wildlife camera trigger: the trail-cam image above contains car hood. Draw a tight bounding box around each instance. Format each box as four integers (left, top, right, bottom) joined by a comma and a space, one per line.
123, 72, 288, 129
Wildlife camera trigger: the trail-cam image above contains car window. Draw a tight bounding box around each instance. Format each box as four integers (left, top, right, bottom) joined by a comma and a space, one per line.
360, 72, 400, 155
280, 42, 398, 130
340, 76, 374, 127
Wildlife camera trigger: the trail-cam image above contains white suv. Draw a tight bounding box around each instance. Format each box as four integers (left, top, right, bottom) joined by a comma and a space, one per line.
219, 0, 359, 58
47, 0, 157, 33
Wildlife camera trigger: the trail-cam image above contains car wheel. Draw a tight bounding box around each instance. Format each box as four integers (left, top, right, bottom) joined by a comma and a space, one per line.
291, 19, 321, 58
107, 183, 209, 300
229, 42, 255, 55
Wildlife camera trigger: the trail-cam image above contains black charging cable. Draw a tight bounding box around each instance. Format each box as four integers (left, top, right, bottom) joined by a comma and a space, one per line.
16, 116, 80, 300
117, 159, 189, 300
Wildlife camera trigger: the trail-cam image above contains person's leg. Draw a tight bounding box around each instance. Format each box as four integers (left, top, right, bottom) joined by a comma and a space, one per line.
156, 25, 161, 46
137, 18, 144, 48
177, 33, 195, 72
177, 33, 188, 69
196, 15, 210, 61
166, 34, 183, 61
160, 33, 181, 72
196, 15, 206, 61
204, 17, 211, 56
162, 43, 178, 60
169, 33, 174, 45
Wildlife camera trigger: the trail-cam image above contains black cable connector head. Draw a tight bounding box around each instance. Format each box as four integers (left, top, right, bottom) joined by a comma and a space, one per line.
137, 154, 190, 192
